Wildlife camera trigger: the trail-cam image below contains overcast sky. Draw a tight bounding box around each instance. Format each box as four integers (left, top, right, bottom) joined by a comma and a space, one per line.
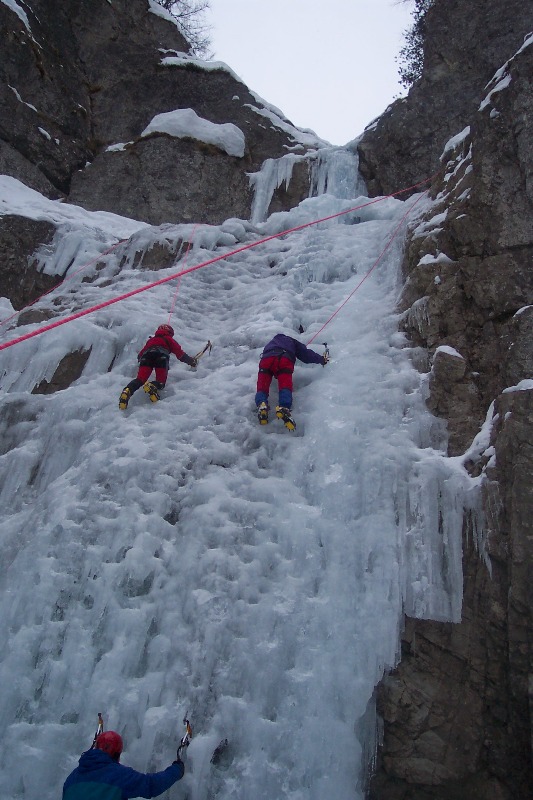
207, 0, 414, 146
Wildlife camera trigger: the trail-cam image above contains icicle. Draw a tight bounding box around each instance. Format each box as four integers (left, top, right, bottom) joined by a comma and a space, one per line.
249, 147, 367, 224
403, 295, 431, 339
309, 147, 367, 200
248, 154, 305, 223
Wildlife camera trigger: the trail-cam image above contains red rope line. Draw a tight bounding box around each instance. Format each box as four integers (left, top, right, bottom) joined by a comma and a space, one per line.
307, 190, 428, 345
0, 238, 127, 327
167, 224, 199, 323
0, 173, 437, 353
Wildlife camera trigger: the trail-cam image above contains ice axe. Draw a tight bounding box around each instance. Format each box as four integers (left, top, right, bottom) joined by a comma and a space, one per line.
177, 717, 193, 759
91, 712, 104, 748
321, 342, 330, 365
192, 340, 212, 366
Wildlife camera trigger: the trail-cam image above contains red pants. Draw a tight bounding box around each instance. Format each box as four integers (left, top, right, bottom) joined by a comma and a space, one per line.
137, 365, 168, 385
256, 355, 294, 407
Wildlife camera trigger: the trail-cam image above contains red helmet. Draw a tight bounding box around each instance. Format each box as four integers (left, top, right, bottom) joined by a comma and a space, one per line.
156, 324, 174, 337
95, 731, 123, 759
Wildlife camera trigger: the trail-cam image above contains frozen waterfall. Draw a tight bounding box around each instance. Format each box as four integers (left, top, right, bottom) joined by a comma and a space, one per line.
248, 146, 366, 224
0, 169, 482, 799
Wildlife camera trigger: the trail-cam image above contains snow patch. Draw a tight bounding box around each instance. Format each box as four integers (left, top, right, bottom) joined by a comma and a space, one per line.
9, 84, 38, 111
418, 252, 453, 267
441, 127, 470, 159
105, 142, 133, 152
141, 108, 245, 158
1, 0, 31, 31
480, 73, 512, 111
503, 379, 533, 393
435, 345, 464, 360
161, 50, 245, 85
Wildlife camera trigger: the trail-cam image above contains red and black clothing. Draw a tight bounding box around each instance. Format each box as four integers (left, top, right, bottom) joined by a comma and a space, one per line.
255, 333, 324, 409
125, 332, 195, 395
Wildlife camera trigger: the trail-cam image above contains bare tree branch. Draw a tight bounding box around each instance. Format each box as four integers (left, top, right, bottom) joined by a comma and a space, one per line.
396, 0, 435, 88
156, 0, 212, 58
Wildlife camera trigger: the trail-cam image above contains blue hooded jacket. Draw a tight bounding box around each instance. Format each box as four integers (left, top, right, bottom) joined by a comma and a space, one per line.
62, 748, 184, 800
261, 334, 323, 365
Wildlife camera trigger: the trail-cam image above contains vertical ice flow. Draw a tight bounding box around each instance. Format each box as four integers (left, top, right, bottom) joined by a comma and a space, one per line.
309, 147, 366, 199
0, 161, 483, 799
249, 147, 365, 224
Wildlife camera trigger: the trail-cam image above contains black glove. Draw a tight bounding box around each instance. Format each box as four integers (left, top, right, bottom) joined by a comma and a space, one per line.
183, 354, 197, 368
172, 754, 185, 778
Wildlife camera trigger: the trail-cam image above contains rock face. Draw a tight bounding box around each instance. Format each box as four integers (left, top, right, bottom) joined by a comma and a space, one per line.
370, 389, 533, 800
0, 0, 317, 310
0, 0, 315, 225
363, 1, 533, 797
357, 0, 532, 197
0, 216, 60, 310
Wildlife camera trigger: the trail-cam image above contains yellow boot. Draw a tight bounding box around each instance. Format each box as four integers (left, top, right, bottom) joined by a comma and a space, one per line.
143, 382, 160, 402
119, 388, 131, 410
276, 406, 295, 431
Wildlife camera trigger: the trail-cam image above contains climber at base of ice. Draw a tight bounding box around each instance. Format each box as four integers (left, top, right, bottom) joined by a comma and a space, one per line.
255, 333, 328, 430
62, 730, 184, 800
119, 324, 197, 410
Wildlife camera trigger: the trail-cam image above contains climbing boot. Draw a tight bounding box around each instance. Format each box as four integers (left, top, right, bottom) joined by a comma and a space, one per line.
119, 387, 131, 410
144, 382, 160, 403
257, 401, 269, 425
276, 406, 296, 431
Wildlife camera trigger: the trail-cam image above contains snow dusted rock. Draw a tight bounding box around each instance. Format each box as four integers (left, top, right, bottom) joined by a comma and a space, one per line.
69, 135, 255, 227
0, 140, 59, 200
398, 37, 533, 456
357, 0, 531, 198
370, 10, 533, 800
0, 215, 59, 310
506, 306, 533, 388
0, 0, 318, 225
32, 349, 92, 395
426, 348, 479, 456
371, 397, 533, 800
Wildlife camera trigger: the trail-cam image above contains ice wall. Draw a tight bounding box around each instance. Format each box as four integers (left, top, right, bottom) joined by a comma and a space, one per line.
0, 177, 483, 799
308, 147, 366, 200
249, 147, 366, 224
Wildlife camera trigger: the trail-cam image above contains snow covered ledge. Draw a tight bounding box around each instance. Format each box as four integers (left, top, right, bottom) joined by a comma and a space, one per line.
140, 108, 245, 158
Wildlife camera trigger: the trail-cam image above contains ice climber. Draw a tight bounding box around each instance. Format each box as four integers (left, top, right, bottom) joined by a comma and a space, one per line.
255, 333, 328, 430
62, 730, 185, 799
119, 324, 198, 409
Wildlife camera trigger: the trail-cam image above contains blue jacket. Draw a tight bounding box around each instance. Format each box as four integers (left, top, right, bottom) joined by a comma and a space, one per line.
62, 748, 184, 800
261, 334, 323, 365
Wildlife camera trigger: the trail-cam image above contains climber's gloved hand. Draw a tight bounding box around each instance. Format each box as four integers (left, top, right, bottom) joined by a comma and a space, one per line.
171, 752, 185, 778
